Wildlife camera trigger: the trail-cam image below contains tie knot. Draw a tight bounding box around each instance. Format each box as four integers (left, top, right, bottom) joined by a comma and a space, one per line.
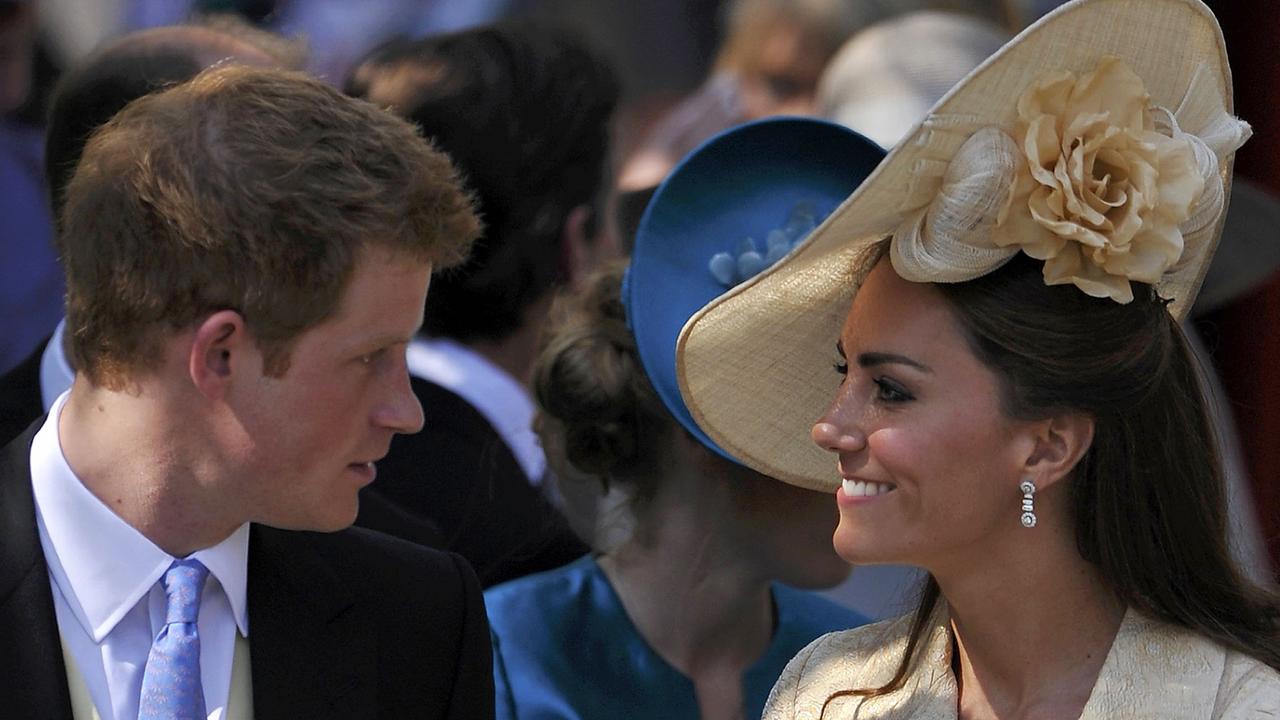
161, 559, 209, 625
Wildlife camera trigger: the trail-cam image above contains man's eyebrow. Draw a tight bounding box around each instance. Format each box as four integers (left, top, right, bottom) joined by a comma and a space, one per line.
856, 351, 932, 373
355, 332, 415, 351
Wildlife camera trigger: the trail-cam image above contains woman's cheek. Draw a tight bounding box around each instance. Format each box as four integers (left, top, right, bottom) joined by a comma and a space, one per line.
867, 425, 927, 483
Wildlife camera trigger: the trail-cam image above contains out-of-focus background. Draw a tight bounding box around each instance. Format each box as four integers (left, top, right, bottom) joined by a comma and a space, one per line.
2, 0, 1275, 618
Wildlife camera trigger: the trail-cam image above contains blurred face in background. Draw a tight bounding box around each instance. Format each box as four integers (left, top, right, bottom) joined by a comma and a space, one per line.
0, 2, 36, 114
718, 8, 838, 119
728, 465, 852, 590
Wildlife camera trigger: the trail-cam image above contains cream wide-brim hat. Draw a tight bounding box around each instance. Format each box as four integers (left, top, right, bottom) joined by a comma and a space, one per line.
676, 0, 1248, 492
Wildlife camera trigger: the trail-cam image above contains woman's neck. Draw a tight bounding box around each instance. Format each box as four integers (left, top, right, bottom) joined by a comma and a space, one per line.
935, 529, 1125, 720
597, 478, 776, 720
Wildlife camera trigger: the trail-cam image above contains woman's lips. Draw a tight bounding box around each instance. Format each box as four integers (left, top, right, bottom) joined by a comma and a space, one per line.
837, 478, 897, 506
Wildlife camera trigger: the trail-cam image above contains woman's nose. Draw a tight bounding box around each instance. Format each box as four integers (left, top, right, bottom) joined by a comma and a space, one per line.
811, 391, 867, 454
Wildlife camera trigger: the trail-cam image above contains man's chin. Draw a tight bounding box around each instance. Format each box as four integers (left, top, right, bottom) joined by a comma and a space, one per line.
260, 503, 359, 534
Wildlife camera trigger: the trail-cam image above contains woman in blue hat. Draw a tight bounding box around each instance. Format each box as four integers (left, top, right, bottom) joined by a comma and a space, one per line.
482, 117, 887, 720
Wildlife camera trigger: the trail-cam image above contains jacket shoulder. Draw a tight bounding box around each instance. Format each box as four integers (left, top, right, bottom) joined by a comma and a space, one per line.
248, 525, 493, 718
272, 524, 474, 594
1211, 644, 1280, 718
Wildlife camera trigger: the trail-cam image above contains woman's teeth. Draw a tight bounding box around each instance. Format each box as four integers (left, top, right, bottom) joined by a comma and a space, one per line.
843, 479, 894, 497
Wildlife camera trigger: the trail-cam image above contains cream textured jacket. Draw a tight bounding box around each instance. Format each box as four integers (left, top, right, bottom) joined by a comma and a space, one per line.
764, 605, 1280, 719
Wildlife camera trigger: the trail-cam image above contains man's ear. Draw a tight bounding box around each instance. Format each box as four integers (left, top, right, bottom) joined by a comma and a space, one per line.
561, 204, 594, 292
1022, 412, 1095, 491
188, 310, 249, 400
561, 202, 620, 293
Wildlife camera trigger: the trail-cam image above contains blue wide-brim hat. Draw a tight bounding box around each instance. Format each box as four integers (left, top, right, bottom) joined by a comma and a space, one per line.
623, 117, 885, 466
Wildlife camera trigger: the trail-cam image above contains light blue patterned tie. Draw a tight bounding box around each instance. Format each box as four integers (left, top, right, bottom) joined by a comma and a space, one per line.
138, 559, 209, 720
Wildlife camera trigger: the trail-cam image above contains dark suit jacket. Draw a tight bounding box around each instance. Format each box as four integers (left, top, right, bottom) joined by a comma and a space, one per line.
0, 422, 495, 720
357, 376, 588, 588
0, 335, 44, 446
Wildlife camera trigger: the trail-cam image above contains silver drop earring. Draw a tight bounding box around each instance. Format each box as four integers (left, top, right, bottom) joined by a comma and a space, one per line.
1019, 480, 1037, 528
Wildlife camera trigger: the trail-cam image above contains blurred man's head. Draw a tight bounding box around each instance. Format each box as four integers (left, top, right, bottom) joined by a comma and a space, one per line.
44, 19, 304, 223
0, 1, 36, 113
347, 23, 620, 346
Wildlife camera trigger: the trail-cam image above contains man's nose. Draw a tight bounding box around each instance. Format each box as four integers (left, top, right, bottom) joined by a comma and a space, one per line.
377, 372, 425, 435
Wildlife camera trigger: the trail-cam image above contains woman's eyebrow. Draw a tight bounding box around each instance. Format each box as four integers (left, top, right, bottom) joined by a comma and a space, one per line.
856, 351, 932, 373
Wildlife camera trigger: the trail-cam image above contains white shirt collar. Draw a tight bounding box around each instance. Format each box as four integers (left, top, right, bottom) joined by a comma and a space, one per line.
39, 317, 74, 412
30, 390, 250, 641
406, 336, 546, 483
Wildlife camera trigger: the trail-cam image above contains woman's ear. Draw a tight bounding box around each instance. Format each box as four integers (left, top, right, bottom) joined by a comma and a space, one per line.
188, 310, 249, 400
1022, 412, 1095, 491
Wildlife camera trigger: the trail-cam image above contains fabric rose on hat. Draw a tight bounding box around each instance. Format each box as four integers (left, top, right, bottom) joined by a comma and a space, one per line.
992, 56, 1205, 303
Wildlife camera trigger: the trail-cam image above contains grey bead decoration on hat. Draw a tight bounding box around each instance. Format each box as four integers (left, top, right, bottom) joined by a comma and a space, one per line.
707, 201, 820, 288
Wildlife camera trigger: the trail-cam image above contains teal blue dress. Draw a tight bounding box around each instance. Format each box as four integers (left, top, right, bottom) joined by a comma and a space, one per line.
485, 556, 868, 719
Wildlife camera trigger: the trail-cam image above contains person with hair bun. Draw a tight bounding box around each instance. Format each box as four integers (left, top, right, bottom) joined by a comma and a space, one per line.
677, 1, 1280, 717
483, 118, 887, 720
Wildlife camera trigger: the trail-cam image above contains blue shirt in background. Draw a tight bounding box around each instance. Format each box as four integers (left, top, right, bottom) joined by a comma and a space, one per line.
485, 555, 869, 719
0, 119, 62, 375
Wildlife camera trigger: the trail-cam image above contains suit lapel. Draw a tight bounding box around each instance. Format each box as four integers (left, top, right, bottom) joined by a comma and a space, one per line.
0, 422, 74, 718
247, 526, 376, 720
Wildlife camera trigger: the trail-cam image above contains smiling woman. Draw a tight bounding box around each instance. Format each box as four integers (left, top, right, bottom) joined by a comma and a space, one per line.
675, 0, 1280, 717
815, 254, 1044, 572
803, 245, 1280, 716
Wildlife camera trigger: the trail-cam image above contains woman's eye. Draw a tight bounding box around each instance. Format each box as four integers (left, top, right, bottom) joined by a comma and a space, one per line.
833, 360, 849, 376
873, 377, 914, 403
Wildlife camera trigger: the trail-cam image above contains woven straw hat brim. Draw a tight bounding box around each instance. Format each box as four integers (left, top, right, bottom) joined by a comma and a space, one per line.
676, 0, 1237, 492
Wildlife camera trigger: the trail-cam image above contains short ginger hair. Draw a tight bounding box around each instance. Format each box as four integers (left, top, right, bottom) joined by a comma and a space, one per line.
60, 64, 480, 387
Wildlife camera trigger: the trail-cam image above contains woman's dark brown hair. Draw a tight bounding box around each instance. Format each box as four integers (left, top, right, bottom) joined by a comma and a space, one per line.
827, 249, 1280, 709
